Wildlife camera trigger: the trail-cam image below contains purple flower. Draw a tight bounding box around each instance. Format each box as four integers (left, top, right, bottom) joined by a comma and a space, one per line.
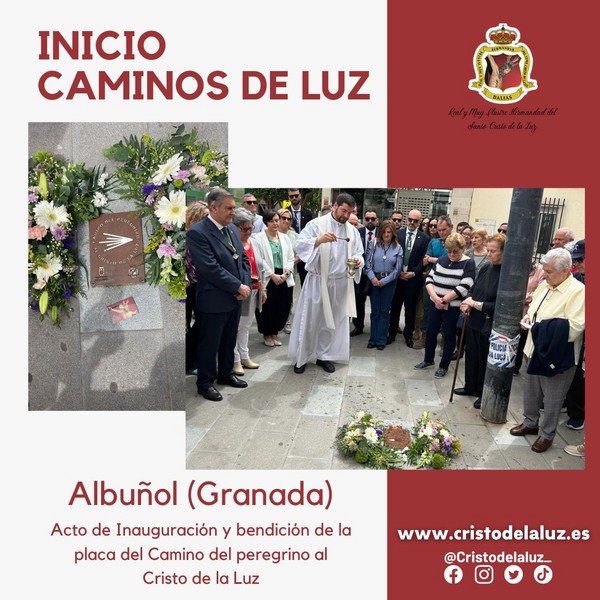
142, 183, 160, 195
376, 428, 383, 436
63, 236, 76, 250
63, 287, 73, 299
29, 192, 38, 204
157, 240, 178, 258
174, 169, 190, 183
51, 225, 67, 240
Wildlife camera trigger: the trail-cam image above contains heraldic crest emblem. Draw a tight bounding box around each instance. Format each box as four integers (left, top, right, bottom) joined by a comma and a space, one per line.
469, 23, 537, 104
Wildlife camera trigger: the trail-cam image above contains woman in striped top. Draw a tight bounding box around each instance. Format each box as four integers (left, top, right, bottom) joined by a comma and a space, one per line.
415, 233, 476, 378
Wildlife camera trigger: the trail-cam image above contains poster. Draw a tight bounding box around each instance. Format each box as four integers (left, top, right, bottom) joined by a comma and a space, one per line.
5, 1, 596, 598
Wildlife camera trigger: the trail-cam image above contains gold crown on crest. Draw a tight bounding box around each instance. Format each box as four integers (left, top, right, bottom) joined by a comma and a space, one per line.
487, 24, 518, 45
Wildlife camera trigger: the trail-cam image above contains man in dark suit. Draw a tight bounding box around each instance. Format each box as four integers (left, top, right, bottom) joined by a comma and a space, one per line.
350, 209, 379, 336
287, 188, 314, 285
187, 188, 252, 401
387, 209, 430, 346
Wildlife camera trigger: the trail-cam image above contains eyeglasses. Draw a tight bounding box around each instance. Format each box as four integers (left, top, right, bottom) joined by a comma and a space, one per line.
280, 216, 292, 221
391, 218, 403, 223
498, 228, 507, 234
243, 200, 257, 205
238, 226, 253, 232
288, 194, 300, 199
429, 224, 437, 228
407, 217, 420, 223
364, 216, 377, 222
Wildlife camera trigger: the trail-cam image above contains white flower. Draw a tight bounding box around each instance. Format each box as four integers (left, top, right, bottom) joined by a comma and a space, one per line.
364, 427, 378, 444
33, 200, 70, 229
98, 172, 108, 188
152, 153, 183, 185
439, 428, 450, 438
34, 253, 62, 281
354, 411, 366, 421
190, 165, 207, 180
155, 190, 186, 228
92, 191, 108, 207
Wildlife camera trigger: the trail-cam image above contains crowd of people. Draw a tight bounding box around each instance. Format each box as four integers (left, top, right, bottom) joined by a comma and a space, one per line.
185, 190, 585, 458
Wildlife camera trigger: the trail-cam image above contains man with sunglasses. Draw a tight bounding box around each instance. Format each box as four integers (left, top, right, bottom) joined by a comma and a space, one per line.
390, 210, 404, 231
350, 210, 379, 336
287, 188, 314, 285
241, 193, 265, 236
388, 209, 430, 346
497, 222, 508, 235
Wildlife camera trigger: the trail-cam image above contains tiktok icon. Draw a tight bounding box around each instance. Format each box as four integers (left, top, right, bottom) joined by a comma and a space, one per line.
444, 565, 463, 585
533, 565, 553, 584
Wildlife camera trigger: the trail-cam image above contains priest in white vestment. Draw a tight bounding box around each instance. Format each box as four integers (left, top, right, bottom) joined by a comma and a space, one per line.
288, 193, 364, 373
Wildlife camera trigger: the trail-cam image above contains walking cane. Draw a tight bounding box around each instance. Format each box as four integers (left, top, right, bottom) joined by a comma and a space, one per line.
449, 312, 469, 403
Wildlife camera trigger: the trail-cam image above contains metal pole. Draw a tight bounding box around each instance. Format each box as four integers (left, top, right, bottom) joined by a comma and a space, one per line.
480, 188, 544, 424
449, 313, 468, 403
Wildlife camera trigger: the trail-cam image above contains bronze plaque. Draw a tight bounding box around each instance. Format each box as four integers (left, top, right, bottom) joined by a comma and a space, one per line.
89, 212, 145, 286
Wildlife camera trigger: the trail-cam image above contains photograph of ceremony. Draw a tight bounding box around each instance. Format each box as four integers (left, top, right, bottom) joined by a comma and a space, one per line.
28, 122, 227, 411
185, 187, 585, 470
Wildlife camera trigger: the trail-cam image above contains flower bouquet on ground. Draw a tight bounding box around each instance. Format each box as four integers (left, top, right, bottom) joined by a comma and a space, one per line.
28, 151, 114, 325
404, 411, 461, 469
335, 411, 406, 469
103, 125, 228, 300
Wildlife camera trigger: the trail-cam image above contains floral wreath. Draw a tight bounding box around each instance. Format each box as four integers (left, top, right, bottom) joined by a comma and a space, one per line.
103, 125, 228, 300
336, 410, 461, 470
28, 151, 114, 325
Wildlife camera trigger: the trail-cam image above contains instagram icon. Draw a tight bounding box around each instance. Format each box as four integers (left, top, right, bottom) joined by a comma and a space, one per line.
474, 565, 494, 584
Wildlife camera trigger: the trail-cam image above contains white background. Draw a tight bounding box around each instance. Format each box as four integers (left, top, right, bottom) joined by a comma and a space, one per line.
4, 1, 387, 598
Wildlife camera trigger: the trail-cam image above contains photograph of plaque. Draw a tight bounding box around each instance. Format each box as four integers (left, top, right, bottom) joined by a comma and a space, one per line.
89, 212, 145, 286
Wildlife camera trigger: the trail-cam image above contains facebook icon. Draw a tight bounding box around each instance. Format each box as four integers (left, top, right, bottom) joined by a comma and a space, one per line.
444, 565, 463, 584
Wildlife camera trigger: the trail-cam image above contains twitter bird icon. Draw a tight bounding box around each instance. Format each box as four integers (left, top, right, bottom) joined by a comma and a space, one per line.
504, 565, 524, 584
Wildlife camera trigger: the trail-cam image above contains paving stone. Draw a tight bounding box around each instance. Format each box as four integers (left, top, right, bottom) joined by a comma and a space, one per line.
184, 304, 582, 472
404, 378, 444, 406
302, 384, 344, 417
234, 432, 293, 469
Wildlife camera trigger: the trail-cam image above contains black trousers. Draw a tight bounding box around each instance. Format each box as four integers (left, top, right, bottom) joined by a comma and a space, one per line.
513, 328, 529, 374
186, 282, 199, 371
255, 268, 293, 336
388, 277, 422, 341
297, 260, 308, 286
463, 325, 490, 396
352, 273, 371, 330
565, 355, 585, 420
195, 305, 241, 390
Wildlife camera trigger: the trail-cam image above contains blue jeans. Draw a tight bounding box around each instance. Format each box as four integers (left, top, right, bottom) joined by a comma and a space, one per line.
424, 305, 460, 369
368, 281, 397, 346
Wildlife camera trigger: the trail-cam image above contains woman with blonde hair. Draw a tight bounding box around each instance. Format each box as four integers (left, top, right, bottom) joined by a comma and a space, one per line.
415, 233, 476, 378
277, 207, 299, 333
465, 227, 489, 276
185, 200, 209, 375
